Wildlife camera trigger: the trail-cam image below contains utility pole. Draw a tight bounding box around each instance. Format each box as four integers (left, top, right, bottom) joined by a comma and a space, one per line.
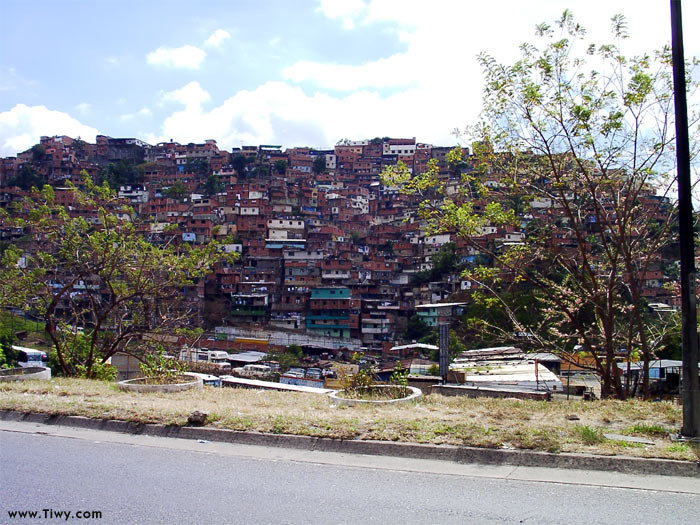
671, 0, 700, 438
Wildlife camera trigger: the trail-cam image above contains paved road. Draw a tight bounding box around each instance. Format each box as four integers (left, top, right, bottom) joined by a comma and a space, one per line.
1, 421, 699, 524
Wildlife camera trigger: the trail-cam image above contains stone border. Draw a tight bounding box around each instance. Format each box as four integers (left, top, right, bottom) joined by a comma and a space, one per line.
329, 385, 422, 407
117, 376, 203, 393
1, 409, 697, 478
0, 367, 51, 382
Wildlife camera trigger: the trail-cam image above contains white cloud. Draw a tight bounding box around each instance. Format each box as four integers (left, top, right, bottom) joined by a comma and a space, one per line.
316, 0, 367, 29
119, 107, 153, 122
162, 81, 211, 108
205, 29, 231, 48
75, 102, 91, 114
0, 104, 98, 156
283, 54, 417, 90
149, 79, 468, 149
146, 45, 206, 69
144, 1, 700, 151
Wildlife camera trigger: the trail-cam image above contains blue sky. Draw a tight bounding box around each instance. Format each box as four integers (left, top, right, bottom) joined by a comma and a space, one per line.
1, 0, 699, 156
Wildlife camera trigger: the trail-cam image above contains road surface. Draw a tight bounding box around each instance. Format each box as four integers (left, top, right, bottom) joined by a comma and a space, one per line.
1, 421, 698, 524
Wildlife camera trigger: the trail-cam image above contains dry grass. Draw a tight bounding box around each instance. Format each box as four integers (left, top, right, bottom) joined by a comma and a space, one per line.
0, 378, 696, 461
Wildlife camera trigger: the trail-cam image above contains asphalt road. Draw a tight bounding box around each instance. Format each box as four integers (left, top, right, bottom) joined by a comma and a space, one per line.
1, 422, 699, 525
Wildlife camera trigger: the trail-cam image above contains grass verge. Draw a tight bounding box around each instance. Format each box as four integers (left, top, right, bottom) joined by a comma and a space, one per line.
0, 378, 696, 462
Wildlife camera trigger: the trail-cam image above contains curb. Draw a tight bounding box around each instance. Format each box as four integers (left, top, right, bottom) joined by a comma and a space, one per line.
2, 410, 698, 478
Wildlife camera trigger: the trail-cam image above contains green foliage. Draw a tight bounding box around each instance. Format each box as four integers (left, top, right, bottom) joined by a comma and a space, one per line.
273, 160, 287, 175
411, 243, 459, 285
231, 154, 248, 176
253, 165, 270, 178
163, 181, 187, 200
427, 364, 440, 376
404, 314, 432, 341
266, 344, 304, 372
426, 330, 467, 363
625, 423, 670, 437
31, 144, 46, 162
0, 335, 17, 368
287, 344, 303, 358
48, 331, 117, 380
340, 364, 375, 393
203, 174, 224, 196
574, 425, 606, 445
184, 158, 210, 177
389, 361, 408, 397
100, 160, 144, 190
6, 165, 47, 191
139, 346, 188, 382
382, 11, 697, 399
379, 240, 394, 255
312, 155, 327, 175
0, 172, 235, 378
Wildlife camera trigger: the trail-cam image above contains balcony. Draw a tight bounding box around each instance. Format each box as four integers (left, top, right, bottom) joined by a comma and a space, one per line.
361, 327, 392, 335
322, 272, 351, 280
307, 314, 350, 320
231, 309, 266, 316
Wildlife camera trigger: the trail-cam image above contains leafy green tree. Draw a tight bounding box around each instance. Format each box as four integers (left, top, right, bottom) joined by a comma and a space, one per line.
404, 314, 431, 341
0, 173, 234, 378
253, 165, 270, 178
203, 174, 224, 196
185, 158, 210, 177
411, 242, 459, 285
163, 181, 187, 200
379, 240, 394, 255
231, 154, 248, 177
312, 155, 327, 175
266, 344, 304, 372
6, 165, 47, 191
100, 159, 144, 189
423, 330, 467, 363
0, 335, 17, 368
383, 12, 697, 398
273, 160, 288, 175
31, 144, 46, 162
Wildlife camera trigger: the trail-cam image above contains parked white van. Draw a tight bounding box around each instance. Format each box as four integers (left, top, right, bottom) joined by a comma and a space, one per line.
232, 364, 272, 378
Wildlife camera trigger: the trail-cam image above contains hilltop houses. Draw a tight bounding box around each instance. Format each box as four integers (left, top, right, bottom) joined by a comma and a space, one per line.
0, 134, 681, 362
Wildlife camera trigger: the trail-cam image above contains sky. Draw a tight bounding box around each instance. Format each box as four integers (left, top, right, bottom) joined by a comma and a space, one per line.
1, 0, 699, 157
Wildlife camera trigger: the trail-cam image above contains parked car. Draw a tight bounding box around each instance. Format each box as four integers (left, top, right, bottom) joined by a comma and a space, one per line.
306, 368, 322, 379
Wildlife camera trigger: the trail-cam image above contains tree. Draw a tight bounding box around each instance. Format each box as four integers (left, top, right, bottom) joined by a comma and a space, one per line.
0, 173, 234, 378
185, 158, 210, 177
31, 144, 46, 162
411, 242, 459, 285
312, 155, 327, 175
273, 160, 288, 175
253, 165, 270, 179
404, 314, 431, 341
163, 181, 187, 201
6, 165, 47, 191
383, 12, 698, 398
266, 344, 304, 372
202, 174, 224, 196
100, 159, 144, 190
231, 154, 248, 177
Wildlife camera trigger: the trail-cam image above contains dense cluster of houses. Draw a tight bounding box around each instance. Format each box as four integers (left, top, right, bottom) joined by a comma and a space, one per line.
0, 134, 680, 363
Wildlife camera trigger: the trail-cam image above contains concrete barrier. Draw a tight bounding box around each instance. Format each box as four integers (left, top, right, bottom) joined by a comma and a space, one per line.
0, 367, 51, 382
118, 376, 203, 393
329, 385, 422, 407
1, 409, 698, 478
